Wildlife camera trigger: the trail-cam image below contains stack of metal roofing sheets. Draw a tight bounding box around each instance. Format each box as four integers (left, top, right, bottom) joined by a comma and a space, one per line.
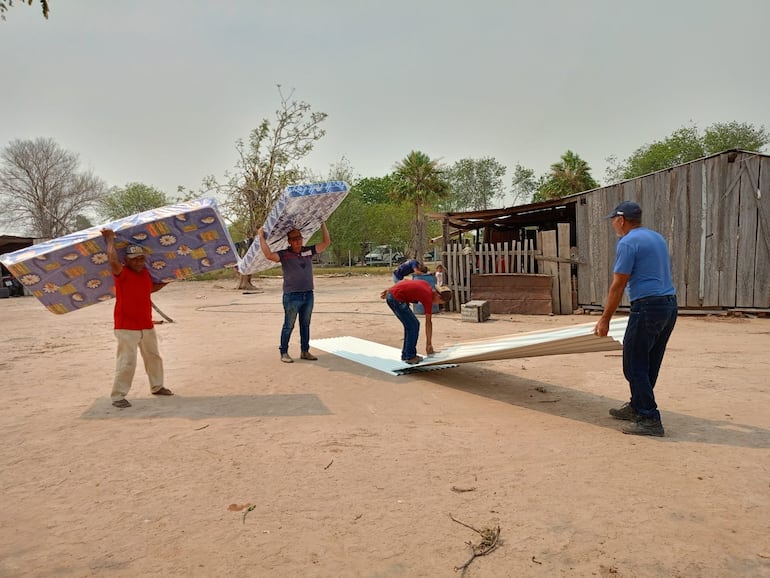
311, 317, 628, 376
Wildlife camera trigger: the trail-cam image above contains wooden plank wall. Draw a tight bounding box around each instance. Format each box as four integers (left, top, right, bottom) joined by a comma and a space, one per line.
576, 151, 770, 310
747, 155, 770, 307
539, 231, 558, 312
470, 274, 552, 315
537, 226, 574, 314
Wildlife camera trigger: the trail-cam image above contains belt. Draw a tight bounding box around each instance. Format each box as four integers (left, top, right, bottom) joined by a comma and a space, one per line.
630, 295, 676, 306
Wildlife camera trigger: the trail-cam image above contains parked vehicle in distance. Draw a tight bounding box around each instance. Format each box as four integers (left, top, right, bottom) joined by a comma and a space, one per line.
364, 245, 404, 266
1, 263, 25, 297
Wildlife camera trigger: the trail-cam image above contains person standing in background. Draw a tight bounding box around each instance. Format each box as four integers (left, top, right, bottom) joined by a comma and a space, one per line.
434, 263, 445, 286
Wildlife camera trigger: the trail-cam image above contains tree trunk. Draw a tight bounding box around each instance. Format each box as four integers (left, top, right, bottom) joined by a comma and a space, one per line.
236, 273, 259, 291
411, 200, 427, 260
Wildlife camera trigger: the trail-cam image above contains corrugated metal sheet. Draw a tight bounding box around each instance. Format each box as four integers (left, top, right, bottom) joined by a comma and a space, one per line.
311, 317, 627, 376
309, 336, 459, 376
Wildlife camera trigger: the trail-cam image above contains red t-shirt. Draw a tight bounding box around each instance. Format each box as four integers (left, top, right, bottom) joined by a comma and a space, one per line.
113, 267, 154, 330
389, 279, 434, 314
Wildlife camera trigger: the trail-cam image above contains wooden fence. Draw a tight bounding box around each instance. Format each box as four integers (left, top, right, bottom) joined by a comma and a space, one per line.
440, 224, 575, 314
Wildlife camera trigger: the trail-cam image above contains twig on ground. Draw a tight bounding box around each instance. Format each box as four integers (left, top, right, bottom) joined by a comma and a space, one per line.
449, 514, 501, 573
242, 504, 256, 524
324, 459, 334, 470
451, 486, 477, 493
194, 424, 209, 431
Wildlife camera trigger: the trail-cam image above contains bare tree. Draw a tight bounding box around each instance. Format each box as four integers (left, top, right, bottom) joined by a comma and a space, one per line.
204, 87, 327, 290
0, 138, 106, 237
0, 0, 49, 21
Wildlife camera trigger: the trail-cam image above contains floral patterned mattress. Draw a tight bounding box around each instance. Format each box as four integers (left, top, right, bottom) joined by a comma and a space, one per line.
0, 198, 237, 314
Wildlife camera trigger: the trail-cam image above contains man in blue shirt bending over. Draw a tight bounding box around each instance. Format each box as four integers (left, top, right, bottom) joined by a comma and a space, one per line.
392, 259, 427, 284
594, 201, 677, 437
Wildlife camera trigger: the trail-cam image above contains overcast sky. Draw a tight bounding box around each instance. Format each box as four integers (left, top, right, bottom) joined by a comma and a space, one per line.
2, 0, 769, 218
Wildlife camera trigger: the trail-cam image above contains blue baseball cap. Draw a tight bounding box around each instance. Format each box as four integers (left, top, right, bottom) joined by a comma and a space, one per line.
605, 201, 642, 220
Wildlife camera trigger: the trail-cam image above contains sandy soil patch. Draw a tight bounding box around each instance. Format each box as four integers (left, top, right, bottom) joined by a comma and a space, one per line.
1, 275, 769, 577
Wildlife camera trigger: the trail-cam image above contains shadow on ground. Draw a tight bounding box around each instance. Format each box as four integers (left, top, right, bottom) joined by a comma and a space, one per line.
80, 393, 331, 420
419, 364, 770, 449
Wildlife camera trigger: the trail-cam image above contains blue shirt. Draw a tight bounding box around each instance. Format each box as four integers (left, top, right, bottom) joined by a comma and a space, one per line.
613, 227, 675, 302
393, 259, 419, 281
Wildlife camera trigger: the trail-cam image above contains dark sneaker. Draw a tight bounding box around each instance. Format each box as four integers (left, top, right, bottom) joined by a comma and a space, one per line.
622, 418, 665, 437
151, 387, 174, 396
404, 355, 424, 365
300, 351, 318, 361
112, 399, 132, 408
281, 353, 294, 363
609, 402, 640, 421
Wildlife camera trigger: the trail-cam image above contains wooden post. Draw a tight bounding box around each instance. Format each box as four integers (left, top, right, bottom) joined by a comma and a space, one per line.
557, 223, 572, 314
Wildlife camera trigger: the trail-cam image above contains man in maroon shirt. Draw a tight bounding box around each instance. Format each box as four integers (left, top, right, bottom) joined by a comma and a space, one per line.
380, 279, 452, 364
102, 229, 173, 408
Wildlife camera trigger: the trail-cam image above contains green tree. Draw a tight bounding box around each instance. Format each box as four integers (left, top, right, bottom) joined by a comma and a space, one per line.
0, 137, 106, 237
536, 150, 599, 201
608, 121, 769, 183
703, 121, 769, 155
203, 86, 327, 289
0, 0, 48, 20
100, 182, 169, 220
325, 191, 366, 265
445, 157, 507, 211
510, 163, 542, 206
622, 125, 704, 179
327, 175, 419, 266
353, 175, 398, 205
391, 151, 450, 260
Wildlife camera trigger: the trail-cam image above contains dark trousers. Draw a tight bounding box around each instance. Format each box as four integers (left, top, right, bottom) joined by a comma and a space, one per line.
623, 295, 678, 420
386, 292, 420, 361
280, 291, 314, 354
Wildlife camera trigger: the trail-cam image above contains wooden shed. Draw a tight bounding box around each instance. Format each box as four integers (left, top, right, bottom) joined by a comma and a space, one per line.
432, 149, 770, 314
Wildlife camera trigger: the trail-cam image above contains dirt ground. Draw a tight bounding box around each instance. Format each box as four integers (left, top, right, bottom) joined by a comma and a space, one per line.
1, 274, 769, 578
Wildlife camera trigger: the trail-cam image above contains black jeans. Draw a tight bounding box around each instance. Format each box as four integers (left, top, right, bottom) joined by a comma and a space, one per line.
623, 295, 678, 420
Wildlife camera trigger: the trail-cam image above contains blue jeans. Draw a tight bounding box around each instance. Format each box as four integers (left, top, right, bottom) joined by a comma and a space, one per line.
280, 291, 314, 354
386, 292, 420, 360
623, 295, 678, 420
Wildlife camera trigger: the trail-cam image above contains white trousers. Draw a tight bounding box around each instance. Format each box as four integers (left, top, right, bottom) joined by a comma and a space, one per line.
111, 328, 164, 400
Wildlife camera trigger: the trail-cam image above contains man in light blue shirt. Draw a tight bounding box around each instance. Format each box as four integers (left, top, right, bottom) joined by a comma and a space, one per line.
594, 201, 677, 437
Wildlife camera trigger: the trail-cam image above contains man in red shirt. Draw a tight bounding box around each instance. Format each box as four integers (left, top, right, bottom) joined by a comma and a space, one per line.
380, 279, 452, 364
102, 229, 173, 408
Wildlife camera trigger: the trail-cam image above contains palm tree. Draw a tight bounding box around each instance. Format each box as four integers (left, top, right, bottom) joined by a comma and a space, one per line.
391, 151, 450, 260
537, 150, 599, 200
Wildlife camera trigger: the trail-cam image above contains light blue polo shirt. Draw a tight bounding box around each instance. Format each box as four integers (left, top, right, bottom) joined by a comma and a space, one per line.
613, 227, 675, 302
